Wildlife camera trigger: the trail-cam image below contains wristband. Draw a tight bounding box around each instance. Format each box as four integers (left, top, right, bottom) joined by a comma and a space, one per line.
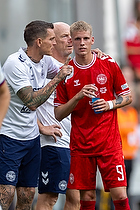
107, 100, 113, 110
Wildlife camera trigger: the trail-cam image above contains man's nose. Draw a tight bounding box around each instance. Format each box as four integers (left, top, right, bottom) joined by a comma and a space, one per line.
80, 38, 84, 45
68, 36, 72, 43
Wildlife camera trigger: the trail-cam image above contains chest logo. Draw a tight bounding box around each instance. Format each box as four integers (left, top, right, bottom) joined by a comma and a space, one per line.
74, 79, 81, 86
97, 74, 107, 85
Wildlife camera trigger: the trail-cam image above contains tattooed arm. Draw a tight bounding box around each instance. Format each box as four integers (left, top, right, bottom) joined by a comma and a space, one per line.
92, 93, 132, 113
112, 94, 132, 109
17, 63, 72, 111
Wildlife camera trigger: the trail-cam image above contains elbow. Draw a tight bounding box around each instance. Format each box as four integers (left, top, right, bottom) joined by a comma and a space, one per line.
31, 107, 37, 111
27, 105, 37, 111
126, 93, 132, 106
55, 113, 62, 122
54, 107, 63, 122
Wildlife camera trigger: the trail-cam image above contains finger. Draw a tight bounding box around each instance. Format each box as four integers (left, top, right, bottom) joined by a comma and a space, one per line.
64, 56, 71, 66
54, 129, 62, 137
91, 48, 99, 53
53, 124, 61, 129
52, 134, 57, 142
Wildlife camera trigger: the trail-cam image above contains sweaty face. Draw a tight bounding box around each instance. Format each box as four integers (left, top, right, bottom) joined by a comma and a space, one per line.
54, 25, 73, 57
71, 30, 94, 56
41, 28, 56, 56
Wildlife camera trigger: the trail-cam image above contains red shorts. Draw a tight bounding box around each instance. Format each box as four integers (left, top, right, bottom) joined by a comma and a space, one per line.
68, 149, 127, 192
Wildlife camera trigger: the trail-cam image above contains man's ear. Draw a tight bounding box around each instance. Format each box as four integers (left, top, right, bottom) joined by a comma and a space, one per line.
91, 36, 94, 45
36, 38, 42, 47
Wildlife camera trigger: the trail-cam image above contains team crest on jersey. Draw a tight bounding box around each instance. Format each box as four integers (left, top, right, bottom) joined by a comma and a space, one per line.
6, 171, 16, 182
97, 74, 107, 85
121, 83, 128, 90
69, 173, 74, 184
59, 180, 67, 191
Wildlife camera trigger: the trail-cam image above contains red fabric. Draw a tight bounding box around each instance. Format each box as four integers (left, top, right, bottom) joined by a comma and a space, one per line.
113, 198, 130, 210
54, 54, 130, 156
80, 200, 96, 210
67, 150, 127, 191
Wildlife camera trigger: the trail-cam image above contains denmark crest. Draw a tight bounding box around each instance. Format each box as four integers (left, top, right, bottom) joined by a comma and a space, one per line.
97, 74, 107, 85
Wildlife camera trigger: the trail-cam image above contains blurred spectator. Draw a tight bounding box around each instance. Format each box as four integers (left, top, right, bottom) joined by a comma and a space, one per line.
124, 16, 140, 81
124, 0, 140, 81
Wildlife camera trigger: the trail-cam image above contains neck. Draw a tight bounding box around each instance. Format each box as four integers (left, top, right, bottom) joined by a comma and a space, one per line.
25, 48, 41, 63
75, 53, 93, 65
52, 51, 67, 64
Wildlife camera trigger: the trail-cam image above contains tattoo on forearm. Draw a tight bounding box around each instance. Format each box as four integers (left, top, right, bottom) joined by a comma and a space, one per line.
115, 96, 123, 105
125, 96, 129, 102
17, 79, 59, 109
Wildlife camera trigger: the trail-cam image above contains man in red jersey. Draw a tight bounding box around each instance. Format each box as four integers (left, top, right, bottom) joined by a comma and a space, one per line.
54, 20, 132, 210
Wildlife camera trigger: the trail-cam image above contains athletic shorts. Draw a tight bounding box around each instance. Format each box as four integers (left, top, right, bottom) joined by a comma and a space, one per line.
38, 145, 70, 194
0, 134, 41, 187
67, 149, 127, 192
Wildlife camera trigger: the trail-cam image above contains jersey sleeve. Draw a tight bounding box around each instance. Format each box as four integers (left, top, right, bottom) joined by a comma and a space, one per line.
3, 56, 31, 94
109, 58, 131, 96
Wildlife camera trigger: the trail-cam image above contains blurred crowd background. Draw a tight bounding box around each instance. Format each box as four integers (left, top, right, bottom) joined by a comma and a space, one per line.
1, 0, 140, 209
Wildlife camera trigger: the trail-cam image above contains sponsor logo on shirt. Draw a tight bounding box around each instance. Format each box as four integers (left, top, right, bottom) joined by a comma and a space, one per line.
21, 105, 32, 113
97, 74, 107, 85
121, 83, 129, 90
74, 79, 81, 86
100, 87, 107, 94
33, 87, 42, 91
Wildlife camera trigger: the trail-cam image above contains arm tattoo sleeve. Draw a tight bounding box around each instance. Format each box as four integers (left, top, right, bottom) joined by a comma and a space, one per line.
17, 79, 59, 109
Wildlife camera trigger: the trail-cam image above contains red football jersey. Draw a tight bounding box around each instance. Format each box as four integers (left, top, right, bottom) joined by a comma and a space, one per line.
124, 23, 140, 68
54, 53, 131, 156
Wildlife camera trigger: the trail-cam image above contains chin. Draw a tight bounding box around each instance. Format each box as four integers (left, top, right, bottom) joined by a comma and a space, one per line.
79, 52, 86, 56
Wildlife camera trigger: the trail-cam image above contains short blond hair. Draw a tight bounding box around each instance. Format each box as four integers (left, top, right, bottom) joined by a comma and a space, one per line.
70, 20, 92, 36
